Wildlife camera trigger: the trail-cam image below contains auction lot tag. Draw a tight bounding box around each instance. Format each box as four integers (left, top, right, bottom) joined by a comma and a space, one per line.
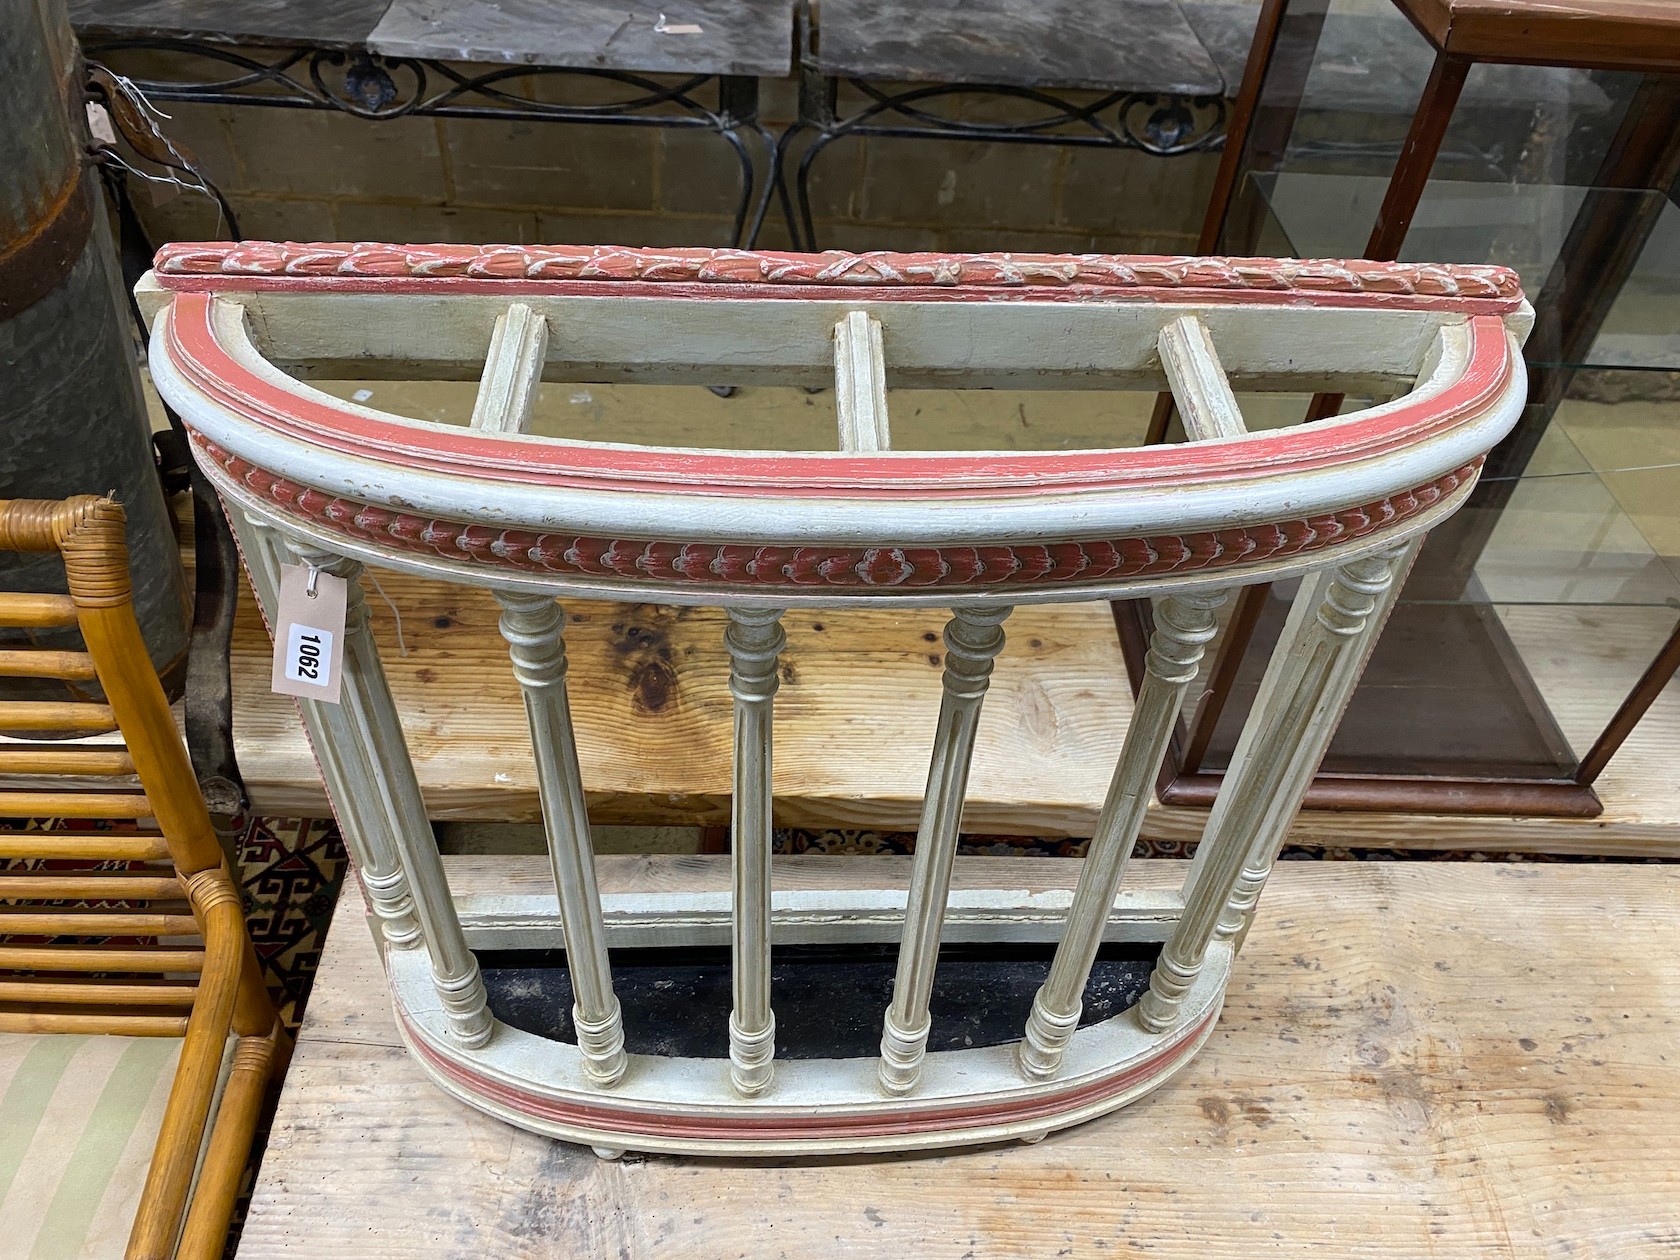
271, 563, 348, 704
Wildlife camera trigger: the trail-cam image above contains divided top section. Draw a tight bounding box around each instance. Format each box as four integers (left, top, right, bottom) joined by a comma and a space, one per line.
141, 242, 1527, 394
141, 243, 1532, 600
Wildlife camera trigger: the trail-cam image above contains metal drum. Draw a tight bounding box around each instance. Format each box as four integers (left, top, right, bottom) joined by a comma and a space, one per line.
0, 0, 189, 704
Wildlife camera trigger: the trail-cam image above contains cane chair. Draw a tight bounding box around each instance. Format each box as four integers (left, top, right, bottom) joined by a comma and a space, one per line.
143, 241, 1529, 1158
0, 496, 282, 1258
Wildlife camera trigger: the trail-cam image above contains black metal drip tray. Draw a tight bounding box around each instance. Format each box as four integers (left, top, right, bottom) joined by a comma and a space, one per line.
477, 941, 1162, 1060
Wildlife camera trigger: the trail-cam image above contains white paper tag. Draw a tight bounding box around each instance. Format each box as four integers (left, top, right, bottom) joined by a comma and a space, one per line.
271, 563, 348, 704
86, 102, 118, 147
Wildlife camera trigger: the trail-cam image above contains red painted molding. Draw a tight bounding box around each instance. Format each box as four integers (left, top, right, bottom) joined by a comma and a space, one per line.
404, 1008, 1216, 1142
154, 241, 1524, 313
199, 437, 1477, 590
167, 291, 1513, 500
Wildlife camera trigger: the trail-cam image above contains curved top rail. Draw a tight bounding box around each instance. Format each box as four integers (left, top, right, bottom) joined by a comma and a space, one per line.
145, 244, 1529, 605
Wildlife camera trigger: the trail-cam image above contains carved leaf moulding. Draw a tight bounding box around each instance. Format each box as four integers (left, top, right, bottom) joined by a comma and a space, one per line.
200, 438, 1480, 591
153, 242, 1525, 311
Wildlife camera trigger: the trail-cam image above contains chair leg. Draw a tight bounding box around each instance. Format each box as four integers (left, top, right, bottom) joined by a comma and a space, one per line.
127, 878, 245, 1259
173, 1030, 281, 1260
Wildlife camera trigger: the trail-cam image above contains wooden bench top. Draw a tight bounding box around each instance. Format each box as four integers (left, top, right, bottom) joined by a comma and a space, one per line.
237, 855, 1680, 1257
229, 565, 1680, 857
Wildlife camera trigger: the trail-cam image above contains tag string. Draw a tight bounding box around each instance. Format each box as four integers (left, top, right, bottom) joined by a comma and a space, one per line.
364, 570, 409, 658
305, 565, 321, 599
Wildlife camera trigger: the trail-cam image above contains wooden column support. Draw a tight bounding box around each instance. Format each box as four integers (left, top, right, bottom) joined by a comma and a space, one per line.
879, 606, 1011, 1095
1019, 589, 1228, 1080
228, 511, 422, 952
1139, 541, 1418, 1034
1158, 316, 1246, 442
725, 608, 786, 1096
237, 518, 492, 1049
322, 548, 493, 1048
496, 591, 626, 1087
470, 303, 548, 435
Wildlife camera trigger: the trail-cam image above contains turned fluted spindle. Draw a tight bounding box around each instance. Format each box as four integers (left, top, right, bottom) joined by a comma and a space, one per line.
1018, 590, 1227, 1080
1138, 543, 1417, 1034
230, 513, 420, 949
289, 542, 493, 1048
1212, 544, 1421, 950
879, 606, 1011, 1095
726, 608, 785, 1096
497, 591, 626, 1086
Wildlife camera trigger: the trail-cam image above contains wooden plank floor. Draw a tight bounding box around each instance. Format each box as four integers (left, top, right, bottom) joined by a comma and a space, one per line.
238, 856, 1680, 1259
229, 567, 1680, 855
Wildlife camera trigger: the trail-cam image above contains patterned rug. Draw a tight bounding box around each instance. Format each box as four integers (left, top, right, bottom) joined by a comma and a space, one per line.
229, 815, 348, 1033
774, 828, 1676, 863
0, 812, 348, 1033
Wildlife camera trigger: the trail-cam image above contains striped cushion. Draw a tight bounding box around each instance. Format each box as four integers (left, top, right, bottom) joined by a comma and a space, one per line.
0, 1033, 184, 1260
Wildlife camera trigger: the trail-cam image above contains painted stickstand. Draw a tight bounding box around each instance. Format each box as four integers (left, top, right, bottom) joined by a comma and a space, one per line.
142, 242, 1530, 1157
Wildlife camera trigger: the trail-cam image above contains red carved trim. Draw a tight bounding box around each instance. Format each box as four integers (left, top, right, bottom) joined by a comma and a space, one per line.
199, 437, 1477, 590
154, 241, 1524, 312
403, 1008, 1216, 1142
167, 291, 1515, 500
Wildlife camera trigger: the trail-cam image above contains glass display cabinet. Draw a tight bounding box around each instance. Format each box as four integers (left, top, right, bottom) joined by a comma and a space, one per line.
1123, 0, 1680, 816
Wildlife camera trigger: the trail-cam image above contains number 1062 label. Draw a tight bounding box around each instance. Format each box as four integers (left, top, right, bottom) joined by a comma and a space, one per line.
285, 624, 335, 685
271, 563, 348, 704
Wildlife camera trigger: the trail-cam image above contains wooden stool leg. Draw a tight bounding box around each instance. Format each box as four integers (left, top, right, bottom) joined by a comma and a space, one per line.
1576, 616, 1680, 786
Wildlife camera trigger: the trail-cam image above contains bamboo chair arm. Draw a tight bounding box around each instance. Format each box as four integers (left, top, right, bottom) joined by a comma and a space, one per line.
125, 870, 246, 1260
0, 496, 115, 555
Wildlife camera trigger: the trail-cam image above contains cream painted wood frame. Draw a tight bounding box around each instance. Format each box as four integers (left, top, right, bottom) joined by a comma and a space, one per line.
141, 242, 1530, 1158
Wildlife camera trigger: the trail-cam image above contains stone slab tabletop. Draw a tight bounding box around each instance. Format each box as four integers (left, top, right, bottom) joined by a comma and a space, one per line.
68, 0, 795, 74
814, 0, 1225, 94
366, 0, 796, 77
70, 0, 1609, 108
68, 0, 394, 49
